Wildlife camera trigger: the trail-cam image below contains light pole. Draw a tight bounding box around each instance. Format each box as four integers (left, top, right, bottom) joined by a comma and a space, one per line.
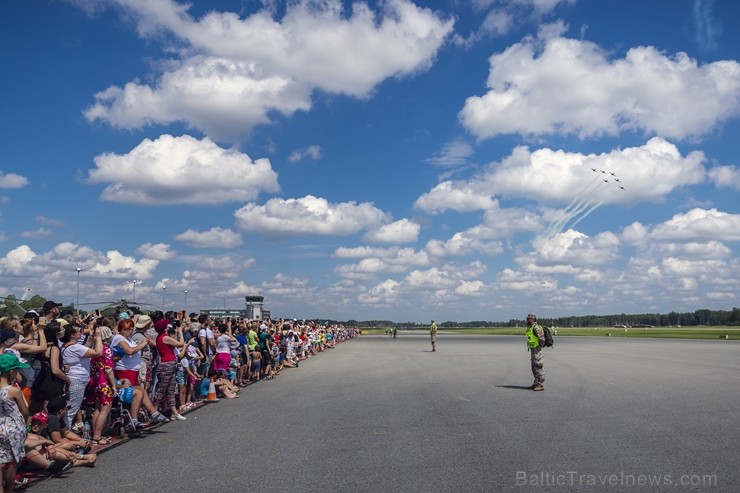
76, 268, 83, 308
183, 290, 188, 313
132, 280, 138, 303
162, 285, 166, 310
224, 296, 227, 310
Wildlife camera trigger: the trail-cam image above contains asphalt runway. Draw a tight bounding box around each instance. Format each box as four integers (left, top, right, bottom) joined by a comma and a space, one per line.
28, 333, 739, 492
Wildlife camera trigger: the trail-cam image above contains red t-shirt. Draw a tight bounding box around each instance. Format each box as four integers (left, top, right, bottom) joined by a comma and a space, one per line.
156, 333, 176, 362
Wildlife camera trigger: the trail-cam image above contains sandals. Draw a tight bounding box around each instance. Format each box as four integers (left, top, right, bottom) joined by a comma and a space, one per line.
91, 437, 112, 445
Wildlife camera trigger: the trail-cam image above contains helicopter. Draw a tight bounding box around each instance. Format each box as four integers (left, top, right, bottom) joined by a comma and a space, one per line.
0, 289, 33, 317
77, 299, 157, 319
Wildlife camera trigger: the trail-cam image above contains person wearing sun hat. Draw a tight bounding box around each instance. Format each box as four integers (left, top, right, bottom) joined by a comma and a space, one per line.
1, 353, 31, 488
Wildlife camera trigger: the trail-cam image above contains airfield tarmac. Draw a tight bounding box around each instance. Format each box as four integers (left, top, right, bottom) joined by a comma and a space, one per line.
29, 334, 738, 492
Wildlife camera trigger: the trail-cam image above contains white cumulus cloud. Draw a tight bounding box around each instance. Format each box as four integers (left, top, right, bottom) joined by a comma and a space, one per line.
707, 165, 740, 190
363, 219, 420, 244
174, 227, 243, 248
87, 134, 280, 205
416, 138, 707, 214
84, 0, 454, 139
0, 171, 30, 189
234, 195, 388, 237
460, 21, 740, 140
136, 242, 178, 260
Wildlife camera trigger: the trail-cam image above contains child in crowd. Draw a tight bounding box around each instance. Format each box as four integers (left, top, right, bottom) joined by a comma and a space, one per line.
176, 342, 200, 411
25, 412, 96, 469
0, 353, 29, 493
200, 369, 239, 399
44, 397, 91, 454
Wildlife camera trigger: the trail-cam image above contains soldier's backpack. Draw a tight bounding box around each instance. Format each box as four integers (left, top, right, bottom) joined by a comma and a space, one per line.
542, 326, 554, 348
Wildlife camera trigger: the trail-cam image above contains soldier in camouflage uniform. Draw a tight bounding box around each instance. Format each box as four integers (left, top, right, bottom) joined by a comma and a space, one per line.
525, 313, 545, 391
430, 319, 437, 352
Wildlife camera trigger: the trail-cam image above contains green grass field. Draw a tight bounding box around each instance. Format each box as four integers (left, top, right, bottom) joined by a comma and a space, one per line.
363, 327, 740, 340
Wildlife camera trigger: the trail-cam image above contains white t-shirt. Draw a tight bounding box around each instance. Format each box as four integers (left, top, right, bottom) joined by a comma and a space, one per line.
216, 334, 231, 354
198, 327, 215, 354
111, 334, 141, 371
62, 343, 91, 379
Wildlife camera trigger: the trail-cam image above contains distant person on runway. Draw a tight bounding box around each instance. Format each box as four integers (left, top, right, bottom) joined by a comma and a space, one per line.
525, 314, 545, 391
430, 320, 437, 352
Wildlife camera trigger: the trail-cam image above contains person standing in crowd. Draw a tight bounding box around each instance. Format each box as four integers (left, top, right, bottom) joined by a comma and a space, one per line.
85, 326, 116, 445
40, 301, 62, 326
1, 317, 47, 393
29, 322, 67, 414
213, 322, 236, 374
59, 321, 103, 431
153, 318, 187, 420
245, 322, 260, 383
197, 315, 215, 374
131, 315, 155, 393
525, 313, 545, 391
430, 319, 437, 352
0, 353, 29, 493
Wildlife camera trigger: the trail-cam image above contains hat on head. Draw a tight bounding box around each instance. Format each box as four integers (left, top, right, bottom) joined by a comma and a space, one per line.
23, 310, 40, 320
47, 396, 69, 414
31, 411, 48, 424
55, 318, 70, 327
154, 319, 169, 334
118, 312, 131, 320
527, 313, 537, 320
0, 353, 30, 373
135, 315, 152, 329
43, 301, 63, 312
99, 326, 112, 340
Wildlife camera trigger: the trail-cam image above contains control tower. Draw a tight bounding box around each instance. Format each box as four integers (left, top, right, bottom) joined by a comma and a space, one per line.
245, 295, 265, 320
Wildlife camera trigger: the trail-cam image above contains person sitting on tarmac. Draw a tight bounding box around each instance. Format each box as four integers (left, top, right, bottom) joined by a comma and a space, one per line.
200, 369, 238, 399
44, 397, 91, 453
25, 412, 96, 469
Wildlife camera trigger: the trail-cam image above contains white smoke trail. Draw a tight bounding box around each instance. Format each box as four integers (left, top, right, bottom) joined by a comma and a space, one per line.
541, 176, 603, 240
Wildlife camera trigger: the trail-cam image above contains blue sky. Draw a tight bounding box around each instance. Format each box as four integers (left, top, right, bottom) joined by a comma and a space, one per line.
1, 0, 739, 323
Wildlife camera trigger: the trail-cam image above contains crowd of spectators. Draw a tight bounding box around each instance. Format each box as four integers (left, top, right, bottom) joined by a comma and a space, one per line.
0, 302, 360, 491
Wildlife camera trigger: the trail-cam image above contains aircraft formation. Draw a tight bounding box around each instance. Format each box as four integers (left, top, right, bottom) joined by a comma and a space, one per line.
540, 168, 626, 241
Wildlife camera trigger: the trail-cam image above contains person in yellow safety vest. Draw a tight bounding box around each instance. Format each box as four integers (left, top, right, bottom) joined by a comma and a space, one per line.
430, 319, 437, 352
525, 313, 545, 391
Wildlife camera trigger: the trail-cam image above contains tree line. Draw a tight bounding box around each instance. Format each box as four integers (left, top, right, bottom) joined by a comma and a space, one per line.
345, 308, 740, 328
4, 296, 738, 328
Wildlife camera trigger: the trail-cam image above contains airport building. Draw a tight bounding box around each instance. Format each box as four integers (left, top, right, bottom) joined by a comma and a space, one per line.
199, 295, 268, 320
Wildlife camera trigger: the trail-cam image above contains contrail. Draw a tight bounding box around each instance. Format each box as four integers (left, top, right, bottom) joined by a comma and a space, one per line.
541, 176, 603, 240
546, 180, 608, 239
570, 186, 622, 230
570, 200, 605, 229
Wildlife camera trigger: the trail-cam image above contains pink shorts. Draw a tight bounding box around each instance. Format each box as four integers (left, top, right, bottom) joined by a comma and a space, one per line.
213, 352, 231, 372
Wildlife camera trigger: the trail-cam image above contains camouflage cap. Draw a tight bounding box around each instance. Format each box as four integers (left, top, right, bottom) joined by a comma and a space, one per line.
527, 313, 537, 320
